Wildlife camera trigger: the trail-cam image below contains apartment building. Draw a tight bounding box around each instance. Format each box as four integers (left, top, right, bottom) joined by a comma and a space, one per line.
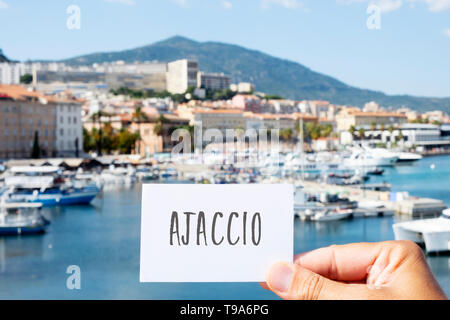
130, 114, 189, 156
231, 94, 261, 113
230, 82, 255, 93
261, 100, 298, 114
166, 59, 199, 94
55, 100, 83, 157
193, 109, 318, 138
336, 109, 407, 131
0, 63, 31, 85
246, 113, 318, 133
197, 72, 230, 91
0, 85, 82, 159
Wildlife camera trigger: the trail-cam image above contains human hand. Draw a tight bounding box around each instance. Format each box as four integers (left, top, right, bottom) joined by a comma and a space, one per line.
262, 240, 447, 300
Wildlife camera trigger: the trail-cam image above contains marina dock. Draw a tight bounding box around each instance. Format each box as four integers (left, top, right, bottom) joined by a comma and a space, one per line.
301, 181, 447, 217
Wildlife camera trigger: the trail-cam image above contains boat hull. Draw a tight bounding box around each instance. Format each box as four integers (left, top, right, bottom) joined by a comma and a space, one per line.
0, 225, 46, 235
393, 218, 450, 253
9, 188, 99, 207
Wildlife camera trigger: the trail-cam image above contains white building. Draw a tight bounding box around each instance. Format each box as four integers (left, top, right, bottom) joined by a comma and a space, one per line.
230, 82, 255, 93
95, 61, 167, 74
363, 101, 381, 113
166, 59, 198, 94
364, 123, 447, 149
0, 63, 25, 84
55, 102, 83, 157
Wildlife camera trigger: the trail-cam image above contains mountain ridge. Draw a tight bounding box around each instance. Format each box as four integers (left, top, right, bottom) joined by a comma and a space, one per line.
0, 49, 11, 63
53, 36, 450, 112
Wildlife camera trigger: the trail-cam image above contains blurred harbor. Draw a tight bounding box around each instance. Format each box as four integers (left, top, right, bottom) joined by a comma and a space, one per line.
0, 150, 449, 299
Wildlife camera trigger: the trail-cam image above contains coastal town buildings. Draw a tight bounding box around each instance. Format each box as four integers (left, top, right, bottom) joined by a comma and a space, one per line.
193, 109, 246, 136
0, 85, 82, 159
260, 100, 298, 114
231, 94, 261, 113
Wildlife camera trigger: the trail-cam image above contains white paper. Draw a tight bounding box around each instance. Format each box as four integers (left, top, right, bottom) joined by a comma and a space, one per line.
140, 184, 293, 282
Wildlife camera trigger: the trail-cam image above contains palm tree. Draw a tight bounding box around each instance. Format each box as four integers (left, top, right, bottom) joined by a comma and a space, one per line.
349, 125, 356, 137
388, 125, 395, 144
358, 128, 366, 140
153, 115, 168, 135
132, 106, 149, 155
90, 110, 110, 156
388, 124, 395, 134
397, 131, 404, 143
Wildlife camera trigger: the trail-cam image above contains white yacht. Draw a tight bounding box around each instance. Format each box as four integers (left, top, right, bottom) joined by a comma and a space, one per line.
344, 149, 398, 167
396, 152, 423, 163
393, 209, 450, 253
100, 165, 136, 188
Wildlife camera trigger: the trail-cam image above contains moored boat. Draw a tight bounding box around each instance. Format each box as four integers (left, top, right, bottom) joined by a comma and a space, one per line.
310, 208, 353, 222
7, 186, 99, 206
393, 209, 450, 253
0, 201, 48, 235
3, 166, 99, 206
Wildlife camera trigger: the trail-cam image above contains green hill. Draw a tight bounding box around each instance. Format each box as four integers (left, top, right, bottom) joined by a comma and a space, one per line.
0, 49, 11, 63
61, 36, 449, 112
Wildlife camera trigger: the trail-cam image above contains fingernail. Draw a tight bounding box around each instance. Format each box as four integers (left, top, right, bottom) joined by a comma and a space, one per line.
295, 253, 306, 265
267, 263, 294, 293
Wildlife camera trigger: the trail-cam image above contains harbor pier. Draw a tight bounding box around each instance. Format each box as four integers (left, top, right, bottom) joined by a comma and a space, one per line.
301, 181, 447, 217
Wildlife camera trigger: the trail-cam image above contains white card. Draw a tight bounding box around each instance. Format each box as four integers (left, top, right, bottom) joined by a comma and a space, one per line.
140, 184, 293, 282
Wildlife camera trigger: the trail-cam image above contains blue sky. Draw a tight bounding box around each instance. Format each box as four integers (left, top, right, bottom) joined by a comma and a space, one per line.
0, 0, 449, 97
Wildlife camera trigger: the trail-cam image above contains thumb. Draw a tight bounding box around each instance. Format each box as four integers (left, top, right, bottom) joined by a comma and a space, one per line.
266, 262, 376, 300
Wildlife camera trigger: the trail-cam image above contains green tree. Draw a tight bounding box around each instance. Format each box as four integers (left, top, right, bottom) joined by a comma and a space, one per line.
101, 123, 118, 154
265, 94, 284, 100
153, 123, 163, 136
90, 110, 111, 156
83, 128, 96, 152
185, 86, 196, 94
349, 125, 356, 137
320, 124, 333, 138
153, 114, 168, 136
132, 106, 149, 154
20, 74, 33, 84
280, 128, 293, 141
31, 131, 41, 159
358, 128, 366, 140
388, 125, 395, 134
117, 129, 139, 154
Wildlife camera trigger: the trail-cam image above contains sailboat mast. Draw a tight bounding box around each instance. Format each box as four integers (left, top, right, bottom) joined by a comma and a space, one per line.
299, 116, 305, 181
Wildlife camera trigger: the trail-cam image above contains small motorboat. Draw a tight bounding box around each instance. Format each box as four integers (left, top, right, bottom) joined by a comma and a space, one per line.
0, 202, 49, 236
311, 208, 353, 222
367, 167, 384, 176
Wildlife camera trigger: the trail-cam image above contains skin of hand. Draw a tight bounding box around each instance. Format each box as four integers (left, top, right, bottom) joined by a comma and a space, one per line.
261, 240, 448, 300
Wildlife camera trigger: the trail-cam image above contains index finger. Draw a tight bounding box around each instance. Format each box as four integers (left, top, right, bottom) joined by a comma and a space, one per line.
294, 242, 382, 282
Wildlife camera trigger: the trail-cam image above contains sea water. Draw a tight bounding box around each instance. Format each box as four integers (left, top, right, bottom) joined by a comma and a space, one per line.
0, 155, 449, 299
